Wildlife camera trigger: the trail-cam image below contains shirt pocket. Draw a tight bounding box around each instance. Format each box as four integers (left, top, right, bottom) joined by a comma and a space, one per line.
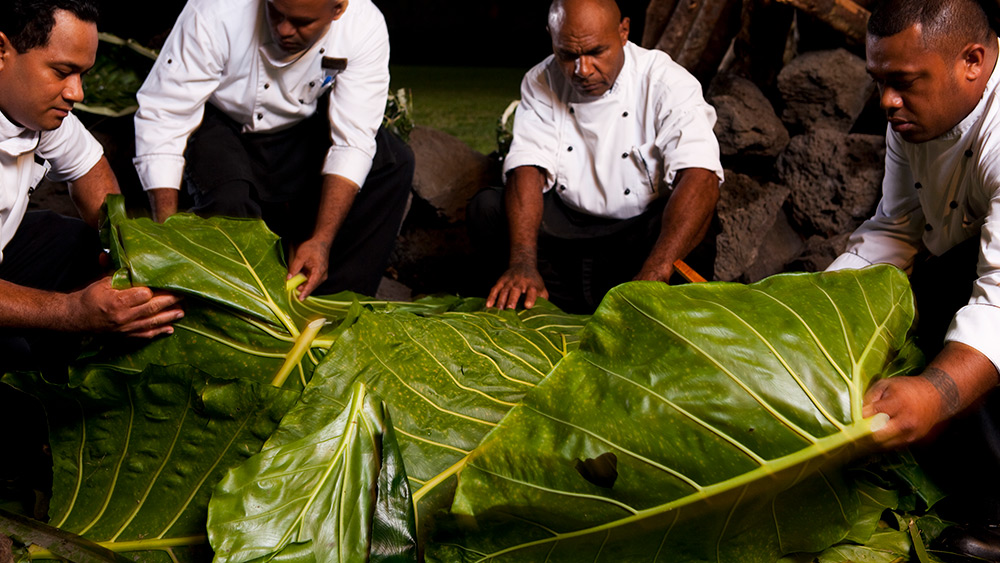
625, 145, 658, 196
298, 71, 336, 105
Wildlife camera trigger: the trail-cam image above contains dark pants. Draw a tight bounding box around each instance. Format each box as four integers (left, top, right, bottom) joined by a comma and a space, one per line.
0, 210, 101, 374
184, 103, 413, 297
907, 237, 1000, 522
0, 211, 100, 515
467, 186, 716, 313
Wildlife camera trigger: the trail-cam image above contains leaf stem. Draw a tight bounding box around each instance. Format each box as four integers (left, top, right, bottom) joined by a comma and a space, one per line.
272, 318, 326, 387
28, 535, 208, 559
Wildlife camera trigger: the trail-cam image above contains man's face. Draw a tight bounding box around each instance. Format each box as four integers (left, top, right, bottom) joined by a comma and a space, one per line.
867, 25, 982, 143
266, 0, 347, 55
0, 10, 97, 131
550, 10, 629, 98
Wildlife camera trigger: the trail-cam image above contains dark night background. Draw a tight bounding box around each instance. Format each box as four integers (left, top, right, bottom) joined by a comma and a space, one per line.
98, 0, 650, 67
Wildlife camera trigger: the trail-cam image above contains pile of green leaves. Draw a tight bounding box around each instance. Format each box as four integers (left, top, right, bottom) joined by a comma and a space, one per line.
0, 196, 948, 562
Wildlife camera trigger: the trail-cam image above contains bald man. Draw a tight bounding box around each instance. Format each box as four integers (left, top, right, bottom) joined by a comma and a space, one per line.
828, 0, 1000, 555
134, 0, 413, 300
468, 0, 723, 313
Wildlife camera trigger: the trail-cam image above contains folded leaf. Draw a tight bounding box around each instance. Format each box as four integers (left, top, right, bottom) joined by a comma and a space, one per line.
434, 267, 919, 561
208, 382, 416, 563
2, 365, 299, 561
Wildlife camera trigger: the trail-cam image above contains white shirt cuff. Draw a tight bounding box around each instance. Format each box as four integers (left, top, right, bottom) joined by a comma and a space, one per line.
133, 154, 186, 191
322, 146, 373, 189
827, 252, 873, 272
946, 303, 1000, 374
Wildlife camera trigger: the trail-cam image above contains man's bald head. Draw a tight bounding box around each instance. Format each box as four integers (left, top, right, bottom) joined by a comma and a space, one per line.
548, 0, 622, 36
547, 0, 629, 97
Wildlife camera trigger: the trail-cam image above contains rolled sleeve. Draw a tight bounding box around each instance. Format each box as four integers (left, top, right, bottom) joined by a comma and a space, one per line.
654, 69, 723, 185
36, 113, 103, 182
133, 2, 225, 191
323, 4, 390, 188
503, 65, 558, 187
946, 187, 1000, 371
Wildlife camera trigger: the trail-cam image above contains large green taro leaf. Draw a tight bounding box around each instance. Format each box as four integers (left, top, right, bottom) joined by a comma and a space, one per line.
301, 305, 587, 536
208, 382, 416, 563
433, 266, 919, 562
1, 365, 299, 561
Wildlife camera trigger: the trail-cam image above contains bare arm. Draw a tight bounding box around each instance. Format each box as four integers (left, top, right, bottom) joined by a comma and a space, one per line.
67, 156, 120, 228
865, 342, 1000, 449
287, 174, 359, 301
485, 165, 549, 309
148, 188, 180, 223
0, 278, 183, 338
635, 167, 720, 282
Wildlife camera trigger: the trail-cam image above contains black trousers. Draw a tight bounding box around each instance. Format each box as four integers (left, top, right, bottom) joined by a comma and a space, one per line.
466, 186, 716, 313
0, 210, 101, 374
184, 103, 413, 297
0, 211, 100, 514
907, 237, 1000, 521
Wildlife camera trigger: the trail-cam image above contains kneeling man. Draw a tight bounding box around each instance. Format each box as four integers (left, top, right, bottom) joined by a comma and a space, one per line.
470, 0, 723, 313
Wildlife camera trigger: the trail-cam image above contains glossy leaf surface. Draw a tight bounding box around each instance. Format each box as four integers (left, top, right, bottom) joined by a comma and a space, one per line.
434, 267, 918, 561
2, 366, 298, 561
209, 382, 415, 563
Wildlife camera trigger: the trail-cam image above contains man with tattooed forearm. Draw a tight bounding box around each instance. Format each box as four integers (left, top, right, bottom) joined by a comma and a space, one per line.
828, 0, 1000, 557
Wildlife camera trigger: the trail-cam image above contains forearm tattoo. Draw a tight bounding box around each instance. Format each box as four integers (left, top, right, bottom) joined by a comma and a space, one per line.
922, 368, 961, 418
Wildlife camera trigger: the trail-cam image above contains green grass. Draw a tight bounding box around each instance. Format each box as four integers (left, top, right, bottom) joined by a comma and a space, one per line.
390, 66, 527, 154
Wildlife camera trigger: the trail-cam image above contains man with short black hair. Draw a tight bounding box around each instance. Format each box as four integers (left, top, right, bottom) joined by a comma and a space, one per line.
469, 0, 722, 313
134, 0, 413, 300
830, 0, 1000, 556
0, 0, 182, 372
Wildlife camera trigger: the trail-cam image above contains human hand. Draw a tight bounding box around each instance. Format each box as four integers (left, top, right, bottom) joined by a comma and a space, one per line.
863, 370, 955, 449
485, 262, 549, 309
287, 238, 331, 301
72, 277, 184, 338
634, 261, 674, 283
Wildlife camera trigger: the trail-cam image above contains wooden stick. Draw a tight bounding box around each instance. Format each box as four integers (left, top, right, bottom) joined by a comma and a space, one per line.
673, 260, 707, 283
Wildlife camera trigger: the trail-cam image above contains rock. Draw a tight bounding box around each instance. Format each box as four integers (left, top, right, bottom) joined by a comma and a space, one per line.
743, 211, 805, 282
714, 172, 790, 281
777, 129, 885, 236
408, 126, 492, 223
777, 49, 874, 134
708, 74, 789, 159
375, 275, 413, 301
389, 223, 478, 297
791, 233, 853, 272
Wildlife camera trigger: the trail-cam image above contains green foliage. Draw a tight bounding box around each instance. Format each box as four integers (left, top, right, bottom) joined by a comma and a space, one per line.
209, 383, 417, 563
2, 203, 943, 562
78, 33, 157, 118
384, 88, 414, 144
2, 365, 299, 561
432, 267, 920, 561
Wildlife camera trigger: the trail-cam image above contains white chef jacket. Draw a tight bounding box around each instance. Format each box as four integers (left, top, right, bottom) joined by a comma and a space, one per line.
0, 111, 103, 264
133, 0, 389, 192
828, 50, 1000, 370
503, 41, 723, 221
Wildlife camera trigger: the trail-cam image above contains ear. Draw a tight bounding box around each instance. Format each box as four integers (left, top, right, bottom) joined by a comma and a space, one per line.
331, 0, 349, 21
619, 16, 630, 46
962, 42, 988, 81
0, 32, 11, 72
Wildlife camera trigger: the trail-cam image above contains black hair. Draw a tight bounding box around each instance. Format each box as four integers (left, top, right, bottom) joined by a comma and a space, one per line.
868, 0, 993, 55
0, 0, 100, 53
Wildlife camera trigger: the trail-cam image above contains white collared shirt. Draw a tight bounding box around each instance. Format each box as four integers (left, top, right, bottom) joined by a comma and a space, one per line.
829, 48, 1000, 370
0, 111, 102, 263
133, 0, 389, 192
503, 41, 723, 220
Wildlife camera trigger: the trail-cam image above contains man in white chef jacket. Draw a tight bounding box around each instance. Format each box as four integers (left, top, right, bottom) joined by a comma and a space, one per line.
469, 0, 723, 313
133, 0, 413, 300
0, 0, 183, 513
0, 0, 182, 372
829, 0, 1000, 554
